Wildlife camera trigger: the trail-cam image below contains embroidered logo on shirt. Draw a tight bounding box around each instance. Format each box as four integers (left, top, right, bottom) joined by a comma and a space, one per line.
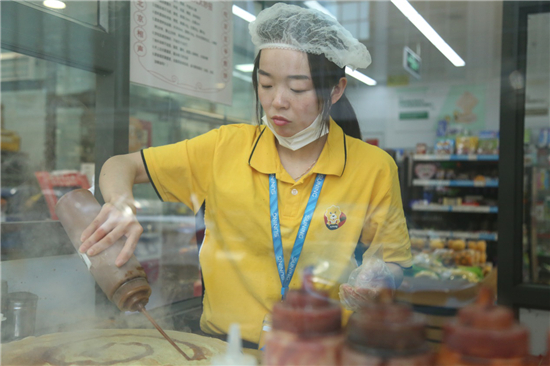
324, 205, 346, 230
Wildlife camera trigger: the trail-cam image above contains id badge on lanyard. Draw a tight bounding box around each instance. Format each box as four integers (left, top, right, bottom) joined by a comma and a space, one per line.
269, 174, 325, 298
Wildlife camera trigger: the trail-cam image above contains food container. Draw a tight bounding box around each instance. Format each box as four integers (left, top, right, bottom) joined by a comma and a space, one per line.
437, 287, 530, 365
342, 293, 434, 366
263, 289, 343, 366
4, 291, 38, 341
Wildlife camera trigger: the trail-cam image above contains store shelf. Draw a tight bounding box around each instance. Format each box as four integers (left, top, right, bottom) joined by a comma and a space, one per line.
411, 203, 498, 213
413, 154, 499, 161
413, 179, 499, 187
409, 229, 498, 241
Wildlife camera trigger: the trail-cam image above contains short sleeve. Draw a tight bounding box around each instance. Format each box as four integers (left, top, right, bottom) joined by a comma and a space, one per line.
360, 163, 413, 268
142, 129, 219, 213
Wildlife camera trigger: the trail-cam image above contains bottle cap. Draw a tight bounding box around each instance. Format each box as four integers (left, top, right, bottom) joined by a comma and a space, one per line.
210, 323, 257, 366
443, 287, 529, 359
111, 277, 151, 312
272, 289, 341, 337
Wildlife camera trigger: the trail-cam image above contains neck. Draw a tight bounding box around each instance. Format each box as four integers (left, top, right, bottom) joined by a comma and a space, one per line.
277, 135, 327, 180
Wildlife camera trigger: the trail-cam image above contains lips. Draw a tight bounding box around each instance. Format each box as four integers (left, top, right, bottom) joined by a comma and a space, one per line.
271, 116, 290, 127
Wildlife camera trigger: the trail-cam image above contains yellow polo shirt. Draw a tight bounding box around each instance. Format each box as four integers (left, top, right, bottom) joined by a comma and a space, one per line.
142, 119, 412, 343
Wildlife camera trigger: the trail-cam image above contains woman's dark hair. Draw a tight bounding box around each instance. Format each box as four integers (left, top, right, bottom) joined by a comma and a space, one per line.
252, 50, 362, 140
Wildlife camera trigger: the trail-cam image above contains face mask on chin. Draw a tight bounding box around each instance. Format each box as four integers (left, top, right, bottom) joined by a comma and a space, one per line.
262, 114, 329, 151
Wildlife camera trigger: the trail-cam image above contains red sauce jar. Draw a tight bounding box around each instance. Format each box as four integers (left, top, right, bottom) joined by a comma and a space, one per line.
341, 297, 434, 366
263, 289, 343, 366
437, 287, 530, 366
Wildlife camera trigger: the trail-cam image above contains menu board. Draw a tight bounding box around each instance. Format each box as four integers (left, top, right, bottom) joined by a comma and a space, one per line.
130, 1, 233, 105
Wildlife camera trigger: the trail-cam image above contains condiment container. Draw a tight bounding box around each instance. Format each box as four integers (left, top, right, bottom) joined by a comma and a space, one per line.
263, 289, 343, 366
3, 291, 38, 341
341, 292, 434, 366
437, 286, 530, 366
55, 189, 151, 312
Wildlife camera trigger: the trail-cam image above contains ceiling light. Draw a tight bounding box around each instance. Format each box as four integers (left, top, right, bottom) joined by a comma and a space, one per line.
391, 0, 465, 67
345, 67, 377, 86
235, 64, 254, 72
43, 0, 66, 9
232, 5, 255, 23
304, 1, 336, 19
233, 70, 252, 83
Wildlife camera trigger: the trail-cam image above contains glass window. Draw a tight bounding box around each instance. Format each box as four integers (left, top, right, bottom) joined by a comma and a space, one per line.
20, 1, 101, 27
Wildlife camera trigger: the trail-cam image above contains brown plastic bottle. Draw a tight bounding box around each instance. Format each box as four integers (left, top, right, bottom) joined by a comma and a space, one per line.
437, 287, 530, 366
341, 291, 435, 366
263, 289, 343, 366
55, 189, 151, 312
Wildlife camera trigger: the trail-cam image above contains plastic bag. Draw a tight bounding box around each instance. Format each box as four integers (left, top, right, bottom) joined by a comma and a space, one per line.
339, 244, 395, 311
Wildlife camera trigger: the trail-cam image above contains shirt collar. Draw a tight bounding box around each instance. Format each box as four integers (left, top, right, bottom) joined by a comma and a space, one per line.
248, 118, 348, 177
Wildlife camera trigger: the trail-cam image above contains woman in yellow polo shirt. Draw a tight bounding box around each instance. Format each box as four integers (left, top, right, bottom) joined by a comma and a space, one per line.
79, 3, 412, 345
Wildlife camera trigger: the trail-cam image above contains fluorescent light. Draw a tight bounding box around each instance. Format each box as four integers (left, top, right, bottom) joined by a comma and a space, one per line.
304, 1, 336, 19
391, 0, 465, 67
233, 70, 252, 83
43, 0, 66, 9
232, 5, 256, 23
235, 64, 254, 72
345, 67, 376, 86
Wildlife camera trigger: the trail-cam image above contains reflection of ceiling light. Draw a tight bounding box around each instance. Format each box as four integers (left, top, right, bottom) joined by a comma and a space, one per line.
345, 67, 376, 86
233, 70, 251, 83
304, 1, 336, 19
43, 0, 66, 9
235, 64, 254, 72
391, 0, 465, 67
232, 5, 255, 23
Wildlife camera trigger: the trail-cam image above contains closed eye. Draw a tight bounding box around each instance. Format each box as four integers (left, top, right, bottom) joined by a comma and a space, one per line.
291, 89, 306, 93
260, 85, 272, 89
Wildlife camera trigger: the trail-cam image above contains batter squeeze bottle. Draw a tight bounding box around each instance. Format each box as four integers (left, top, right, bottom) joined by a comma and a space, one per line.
55, 189, 195, 361
55, 189, 151, 312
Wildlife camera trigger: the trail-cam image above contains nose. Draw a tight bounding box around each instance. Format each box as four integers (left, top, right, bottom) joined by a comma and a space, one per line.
272, 87, 289, 109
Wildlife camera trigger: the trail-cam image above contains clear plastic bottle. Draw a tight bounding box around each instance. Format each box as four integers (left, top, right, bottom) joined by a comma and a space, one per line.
341, 292, 434, 366
263, 289, 343, 366
437, 287, 530, 366
55, 189, 151, 312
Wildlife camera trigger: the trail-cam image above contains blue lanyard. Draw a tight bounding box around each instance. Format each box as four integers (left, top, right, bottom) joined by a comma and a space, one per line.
269, 173, 325, 298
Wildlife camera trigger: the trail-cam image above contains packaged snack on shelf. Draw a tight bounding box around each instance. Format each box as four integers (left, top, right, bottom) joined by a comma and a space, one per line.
455, 136, 479, 154
411, 237, 428, 251
433, 249, 456, 267
434, 138, 455, 155
414, 163, 437, 179
447, 239, 466, 251
416, 142, 428, 154
454, 249, 479, 267
477, 130, 499, 155
429, 238, 446, 250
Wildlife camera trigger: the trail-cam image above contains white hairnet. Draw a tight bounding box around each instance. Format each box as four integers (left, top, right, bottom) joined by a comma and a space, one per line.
249, 3, 371, 71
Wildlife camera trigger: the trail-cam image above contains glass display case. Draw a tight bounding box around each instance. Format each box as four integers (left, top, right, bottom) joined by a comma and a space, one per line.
498, 1, 550, 310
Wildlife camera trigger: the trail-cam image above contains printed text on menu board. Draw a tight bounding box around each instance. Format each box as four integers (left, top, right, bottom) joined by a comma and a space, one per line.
130, 1, 233, 105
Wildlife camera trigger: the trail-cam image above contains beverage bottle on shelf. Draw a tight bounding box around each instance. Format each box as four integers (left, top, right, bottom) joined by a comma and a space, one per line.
263, 288, 343, 366
55, 189, 151, 312
341, 289, 435, 366
437, 286, 530, 366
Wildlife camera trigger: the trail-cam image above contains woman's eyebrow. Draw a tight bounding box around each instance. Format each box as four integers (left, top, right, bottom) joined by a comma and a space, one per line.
258, 69, 310, 80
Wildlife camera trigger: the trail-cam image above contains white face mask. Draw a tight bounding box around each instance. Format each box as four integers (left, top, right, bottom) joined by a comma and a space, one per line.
262, 114, 329, 151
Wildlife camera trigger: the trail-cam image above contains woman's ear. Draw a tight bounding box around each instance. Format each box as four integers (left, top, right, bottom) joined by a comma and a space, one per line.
331, 77, 348, 104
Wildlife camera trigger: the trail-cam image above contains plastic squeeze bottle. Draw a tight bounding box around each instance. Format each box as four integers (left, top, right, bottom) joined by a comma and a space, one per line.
263, 289, 343, 366
341, 289, 435, 366
210, 323, 257, 366
437, 286, 530, 366
55, 189, 151, 312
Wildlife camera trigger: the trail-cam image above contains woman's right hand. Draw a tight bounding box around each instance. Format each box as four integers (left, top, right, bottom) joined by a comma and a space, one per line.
79, 199, 143, 267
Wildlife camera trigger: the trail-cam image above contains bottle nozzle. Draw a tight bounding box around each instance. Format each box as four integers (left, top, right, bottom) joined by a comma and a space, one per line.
210, 323, 257, 366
